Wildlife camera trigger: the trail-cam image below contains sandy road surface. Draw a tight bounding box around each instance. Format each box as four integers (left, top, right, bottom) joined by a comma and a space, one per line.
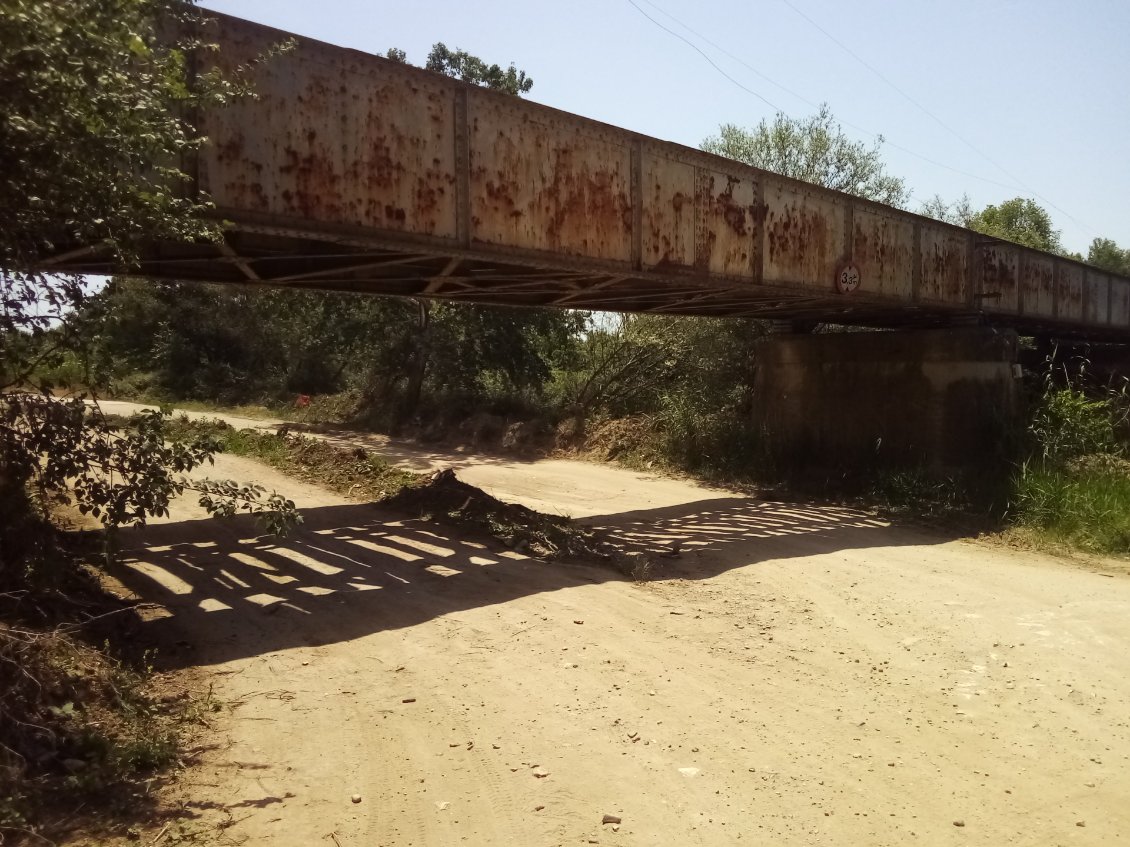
97, 400, 723, 517
98, 402, 1130, 846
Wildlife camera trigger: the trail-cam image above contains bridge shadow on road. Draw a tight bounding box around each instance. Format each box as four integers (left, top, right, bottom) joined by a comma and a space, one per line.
110, 497, 949, 669
585, 497, 906, 562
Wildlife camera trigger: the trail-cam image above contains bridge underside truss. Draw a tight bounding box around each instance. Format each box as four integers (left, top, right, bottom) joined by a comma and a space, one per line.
51, 223, 1103, 337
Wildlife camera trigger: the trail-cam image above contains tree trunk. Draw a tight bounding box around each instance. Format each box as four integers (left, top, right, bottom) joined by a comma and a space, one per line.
400, 300, 431, 423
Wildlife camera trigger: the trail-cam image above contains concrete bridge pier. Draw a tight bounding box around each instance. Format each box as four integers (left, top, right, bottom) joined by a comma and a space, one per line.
751, 327, 1021, 479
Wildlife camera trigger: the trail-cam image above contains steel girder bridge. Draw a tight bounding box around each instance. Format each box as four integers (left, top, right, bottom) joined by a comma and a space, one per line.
43, 12, 1130, 342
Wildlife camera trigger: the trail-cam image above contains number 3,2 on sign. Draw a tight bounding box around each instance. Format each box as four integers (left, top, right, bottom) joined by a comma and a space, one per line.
836, 264, 861, 294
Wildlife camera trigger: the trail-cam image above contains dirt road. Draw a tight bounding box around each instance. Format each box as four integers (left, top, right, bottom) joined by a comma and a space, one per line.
96, 400, 728, 517
100, 403, 1130, 846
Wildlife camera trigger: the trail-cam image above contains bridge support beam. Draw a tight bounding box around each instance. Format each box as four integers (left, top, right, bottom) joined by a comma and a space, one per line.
752, 327, 1021, 478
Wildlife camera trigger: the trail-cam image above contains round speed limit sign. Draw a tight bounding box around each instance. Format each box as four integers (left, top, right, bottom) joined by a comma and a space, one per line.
835, 264, 861, 294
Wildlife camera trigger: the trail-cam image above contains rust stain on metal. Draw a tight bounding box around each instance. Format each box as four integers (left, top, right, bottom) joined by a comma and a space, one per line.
694, 169, 756, 277
919, 226, 967, 304
1111, 278, 1130, 327
979, 244, 1019, 313
1058, 265, 1084, 322
1020, 255, 1055, 318
852, 208, 914, 299
200, 24, 456, 237
763, 182, 841, 289
642, 155, 694, 270
467, 101, 631, 261
1084, 270, 1111, 325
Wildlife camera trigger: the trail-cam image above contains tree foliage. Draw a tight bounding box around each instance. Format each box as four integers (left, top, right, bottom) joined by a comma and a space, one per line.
551, 314, 765, 475
1087, 238, 1130, 276
702, 105, 910, 207
424, 42, 533, 95
919, 193, 974, 227
0, 0, 217, 267
965, 197, 1063, 254
85, 279, 394, 402
84, 279, 585, 424
1, 0, 298, 576
385, 41, 533, 96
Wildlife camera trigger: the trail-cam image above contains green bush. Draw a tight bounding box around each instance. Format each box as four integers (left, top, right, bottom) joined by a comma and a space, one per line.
1010, 365, 1130, 554
1028, 385, 1119, 462
657, 393, 760, 480
869, 469, 971, 519
1012, 458, 1130, 553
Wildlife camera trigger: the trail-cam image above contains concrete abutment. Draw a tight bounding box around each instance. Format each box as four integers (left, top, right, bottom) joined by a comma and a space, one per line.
751, 327, 1020, 478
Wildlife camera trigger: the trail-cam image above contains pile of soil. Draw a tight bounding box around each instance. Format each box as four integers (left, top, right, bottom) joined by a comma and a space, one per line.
568, 415, 663, 464
384, 469, 613, 561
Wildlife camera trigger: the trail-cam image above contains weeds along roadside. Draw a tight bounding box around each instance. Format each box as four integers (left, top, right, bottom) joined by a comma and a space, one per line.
1009, 357, 1130, 555
0, 560, 220, 843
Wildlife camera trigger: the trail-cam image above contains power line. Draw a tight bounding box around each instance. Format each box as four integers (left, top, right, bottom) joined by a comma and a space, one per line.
629, 0, 1101, 234
636, 0, 818, 110
625, 0, 783, 113
632, 0, 1028, 195
777, 0, 1098, 235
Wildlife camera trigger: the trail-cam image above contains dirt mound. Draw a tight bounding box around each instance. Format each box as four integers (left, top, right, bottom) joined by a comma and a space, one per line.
558, 415, 664, 467
384, 469, 613, 561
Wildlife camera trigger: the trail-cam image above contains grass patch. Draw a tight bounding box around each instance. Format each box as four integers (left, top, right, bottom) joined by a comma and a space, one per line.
1011, 455, 1130, 555
158, 398, 284, 421
158, 416, 419, 502
868, 469, 970, 518
110, 392, 363, 428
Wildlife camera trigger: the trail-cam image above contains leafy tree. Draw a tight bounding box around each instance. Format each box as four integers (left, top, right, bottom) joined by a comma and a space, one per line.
919, 193, 974, 226
358, 301, 584, 425
1, 0, 297, 577
702, 105, 910, 207
1, 0, 211, 272
1087, 237, 1130, 275
553, 315, 678, 425
424, 43, 533, 95
85, 279, 400, 402
965, 197, 1063, 253
385, 42, 533, 96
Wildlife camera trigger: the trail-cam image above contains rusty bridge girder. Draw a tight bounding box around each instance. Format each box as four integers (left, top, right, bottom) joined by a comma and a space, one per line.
44, 12, 1130, 340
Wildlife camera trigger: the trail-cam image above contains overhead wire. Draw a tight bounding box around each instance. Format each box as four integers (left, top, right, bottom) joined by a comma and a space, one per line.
776, 0, 1098, 235
633, 0, 1027, 195
625, 0, 783, 113
630, 0, 1103, 235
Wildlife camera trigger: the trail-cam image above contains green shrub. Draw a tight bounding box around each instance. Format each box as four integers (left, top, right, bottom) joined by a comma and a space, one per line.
869, 469, 971, 518
657, 394, 761, 480
1012, 458, 1130, 553
1028, 386, 1119, 462
1010, 364, 1130, 554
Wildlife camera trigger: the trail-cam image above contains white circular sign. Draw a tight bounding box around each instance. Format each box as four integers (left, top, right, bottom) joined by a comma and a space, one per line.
836, 264, 861, 294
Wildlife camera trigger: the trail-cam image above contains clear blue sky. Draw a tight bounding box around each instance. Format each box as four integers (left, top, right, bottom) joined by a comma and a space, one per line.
200, 0, 1128, 256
